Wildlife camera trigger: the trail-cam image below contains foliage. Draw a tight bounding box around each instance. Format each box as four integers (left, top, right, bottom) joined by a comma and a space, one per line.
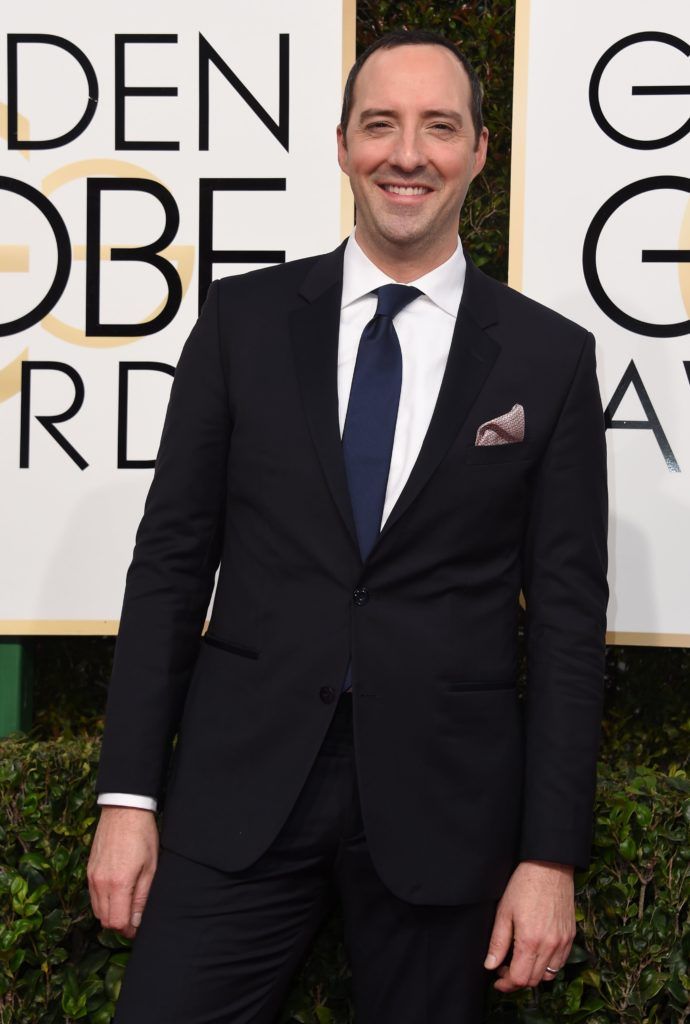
30, 638, 111, 741
601, 646, 690, 774
1, 736, 687, 1024
487, 763, 690, 1024
0, 738, 107, 1024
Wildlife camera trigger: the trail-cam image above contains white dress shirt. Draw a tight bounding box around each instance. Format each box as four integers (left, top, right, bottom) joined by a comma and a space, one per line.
98, 232, 466, 812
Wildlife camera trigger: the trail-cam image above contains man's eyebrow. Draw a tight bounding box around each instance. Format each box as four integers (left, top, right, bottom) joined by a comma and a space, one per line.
358, 108, 398, 122
357, 107, 465, 126
423, 109, 465, 125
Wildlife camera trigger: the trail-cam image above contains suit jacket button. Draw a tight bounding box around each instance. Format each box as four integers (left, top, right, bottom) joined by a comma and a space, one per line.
320, 686, 336, 704
353, 587, 369, 606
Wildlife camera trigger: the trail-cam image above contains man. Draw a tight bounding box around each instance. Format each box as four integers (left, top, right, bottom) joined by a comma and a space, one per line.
88, 29, 608, 1023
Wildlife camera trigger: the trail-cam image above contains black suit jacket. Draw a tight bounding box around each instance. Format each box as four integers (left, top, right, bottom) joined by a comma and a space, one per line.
97, 241, 608, 905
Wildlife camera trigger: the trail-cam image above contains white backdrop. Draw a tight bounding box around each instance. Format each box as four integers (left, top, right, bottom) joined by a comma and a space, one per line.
0, 0, 354, 632
510, 0, 690, 643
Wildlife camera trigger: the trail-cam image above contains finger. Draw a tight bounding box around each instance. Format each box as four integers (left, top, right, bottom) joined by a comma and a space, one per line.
106, 881, 136, 936
529, 946, 559, 987
541, 938, 571, 982
87, 870, 100, 922
130, 867, 155, 929
88, 873, 111, 927
503, 943, 539, 990
483, 908, 513, 970
86, 852, 103, 922
492, 963, 525, 994
89, 886, 104, 926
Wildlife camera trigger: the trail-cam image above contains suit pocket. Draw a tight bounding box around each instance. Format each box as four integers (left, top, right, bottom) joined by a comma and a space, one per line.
443, 680, 516, 693
463, 441, 534, 465
203, 633, 260, 660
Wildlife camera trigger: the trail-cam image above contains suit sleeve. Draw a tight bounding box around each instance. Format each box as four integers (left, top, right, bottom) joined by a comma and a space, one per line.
96, 281, 231, 802
519, 333, 608, 869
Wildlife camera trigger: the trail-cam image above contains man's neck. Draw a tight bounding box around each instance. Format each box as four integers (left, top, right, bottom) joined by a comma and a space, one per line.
353, 230, 459, 283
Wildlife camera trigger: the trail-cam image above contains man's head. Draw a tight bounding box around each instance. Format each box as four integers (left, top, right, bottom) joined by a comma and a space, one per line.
341, 30, 484, 148
337, 30, 488, 277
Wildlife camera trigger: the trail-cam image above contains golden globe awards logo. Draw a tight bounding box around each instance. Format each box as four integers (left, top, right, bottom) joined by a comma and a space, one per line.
583, 30, 690, 474
1, 30, 289, 469
0, 4, 350, 631
511, 0, 689, 639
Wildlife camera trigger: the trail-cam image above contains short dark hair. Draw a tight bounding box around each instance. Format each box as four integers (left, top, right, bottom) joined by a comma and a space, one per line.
340, 29, 484, 146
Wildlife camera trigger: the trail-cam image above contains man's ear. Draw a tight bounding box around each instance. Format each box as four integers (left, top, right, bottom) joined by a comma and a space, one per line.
472, 126, 489, 180
337, 124, 349, 175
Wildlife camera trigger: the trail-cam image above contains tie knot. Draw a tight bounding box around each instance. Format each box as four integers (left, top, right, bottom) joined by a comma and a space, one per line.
374, 283, 423, 320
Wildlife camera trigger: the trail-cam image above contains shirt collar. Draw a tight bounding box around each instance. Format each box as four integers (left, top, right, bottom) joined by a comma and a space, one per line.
341, 231, 466, 317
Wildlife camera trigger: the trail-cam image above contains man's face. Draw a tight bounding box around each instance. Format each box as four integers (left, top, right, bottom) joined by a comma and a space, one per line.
337, 44, 488, 261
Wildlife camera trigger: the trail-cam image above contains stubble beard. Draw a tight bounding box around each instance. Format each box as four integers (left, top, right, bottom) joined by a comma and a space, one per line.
354, 190, 440, 256
358, 200, 456, 264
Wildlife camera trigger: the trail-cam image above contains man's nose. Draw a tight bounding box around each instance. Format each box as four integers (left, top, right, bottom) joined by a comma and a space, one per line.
388, 130, 427, 173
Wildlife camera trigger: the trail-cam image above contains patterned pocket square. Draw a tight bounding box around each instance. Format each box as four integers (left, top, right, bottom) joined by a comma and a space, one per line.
475, 403, 525, 446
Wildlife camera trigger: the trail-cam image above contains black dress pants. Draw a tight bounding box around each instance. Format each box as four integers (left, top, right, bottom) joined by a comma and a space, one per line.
114, 696, 497, 1023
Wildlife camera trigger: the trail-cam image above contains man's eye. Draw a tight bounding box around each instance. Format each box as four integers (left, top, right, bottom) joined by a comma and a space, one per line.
430, 123, 454, 132
365, 121, 392, 130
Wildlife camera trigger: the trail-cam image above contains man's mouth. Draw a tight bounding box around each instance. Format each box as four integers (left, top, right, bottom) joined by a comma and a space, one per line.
379, 184, 432, 196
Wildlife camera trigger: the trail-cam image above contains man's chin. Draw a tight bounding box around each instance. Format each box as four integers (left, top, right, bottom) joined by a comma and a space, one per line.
371, 216, 433, 251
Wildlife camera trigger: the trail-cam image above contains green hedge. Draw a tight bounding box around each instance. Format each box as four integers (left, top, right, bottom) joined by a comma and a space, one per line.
1, 739, 688, 1024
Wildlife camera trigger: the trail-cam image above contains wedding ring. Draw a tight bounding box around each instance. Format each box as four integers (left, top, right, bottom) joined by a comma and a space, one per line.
544, 966, 559, 975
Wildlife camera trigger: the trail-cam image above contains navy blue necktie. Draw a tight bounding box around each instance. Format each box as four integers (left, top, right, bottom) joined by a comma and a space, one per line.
343, 283, 422, 559
340, 285, 421, 693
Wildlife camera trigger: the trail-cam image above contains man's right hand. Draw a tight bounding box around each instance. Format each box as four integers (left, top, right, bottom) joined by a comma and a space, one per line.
87, 806, 159, 940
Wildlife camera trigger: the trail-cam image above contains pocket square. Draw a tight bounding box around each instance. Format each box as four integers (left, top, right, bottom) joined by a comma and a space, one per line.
475, 404, 525, 446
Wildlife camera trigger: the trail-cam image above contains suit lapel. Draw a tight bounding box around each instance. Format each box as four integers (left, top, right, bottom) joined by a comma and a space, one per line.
376, 259, 502, 548
289, 247, 503, 558
289, 242, 359, 551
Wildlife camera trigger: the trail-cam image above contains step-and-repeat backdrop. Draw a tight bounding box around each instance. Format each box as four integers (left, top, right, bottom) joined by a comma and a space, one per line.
1, 0, 354, 632
511, 0, 690, 644
4, 2, 687, 643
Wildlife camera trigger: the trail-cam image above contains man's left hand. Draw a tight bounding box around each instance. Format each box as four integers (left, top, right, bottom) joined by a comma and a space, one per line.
483, 860, 576, 991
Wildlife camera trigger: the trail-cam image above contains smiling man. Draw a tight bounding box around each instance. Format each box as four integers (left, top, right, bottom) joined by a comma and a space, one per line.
89, 30, 608, 1024
337, 41, 487, 278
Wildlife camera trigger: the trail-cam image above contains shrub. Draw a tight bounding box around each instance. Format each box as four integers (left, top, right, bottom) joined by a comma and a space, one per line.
1, 737, 687, 1024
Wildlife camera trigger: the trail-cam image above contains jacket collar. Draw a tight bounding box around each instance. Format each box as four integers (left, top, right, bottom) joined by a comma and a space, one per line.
290, 243, 502, 560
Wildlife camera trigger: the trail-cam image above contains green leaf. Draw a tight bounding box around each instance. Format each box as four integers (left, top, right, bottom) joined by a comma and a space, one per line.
52, 844, 70, 875
619, 837, 637, 860
19, 851, 50, 873
565, 976, 583, 1012
61, 964, 89, 1017
634, 802, 653, 827
104, 961, 125, 1002
566, 944, 590, 964
10, 875, 28, 899
639, 968, 666, 1001
89, 1001, 116, 1024
579, 968, 601, 990
9, 947, 26, 972
98, 928, 132, 949
18, 827, 42, 843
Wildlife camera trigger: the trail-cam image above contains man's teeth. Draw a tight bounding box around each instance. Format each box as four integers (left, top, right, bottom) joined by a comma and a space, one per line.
382, 185, 430, 195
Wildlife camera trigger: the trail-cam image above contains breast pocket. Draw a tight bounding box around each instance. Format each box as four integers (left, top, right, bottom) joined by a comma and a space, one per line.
462, 441, 535, 466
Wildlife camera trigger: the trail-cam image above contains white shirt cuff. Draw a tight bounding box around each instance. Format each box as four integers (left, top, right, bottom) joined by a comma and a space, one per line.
97, 792, 158, 812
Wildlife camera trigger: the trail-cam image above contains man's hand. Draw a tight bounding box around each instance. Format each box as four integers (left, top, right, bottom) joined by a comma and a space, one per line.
87, 806, 159, 940
483, 860, 576, 991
